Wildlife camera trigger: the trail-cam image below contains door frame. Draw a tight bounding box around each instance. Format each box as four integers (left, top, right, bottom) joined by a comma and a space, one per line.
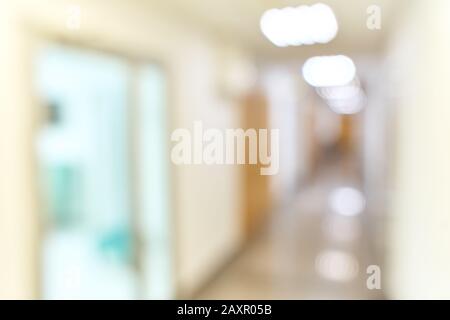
26, 27, 179, 299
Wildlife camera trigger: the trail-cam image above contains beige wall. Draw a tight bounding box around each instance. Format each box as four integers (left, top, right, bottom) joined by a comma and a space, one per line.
0, 2, 39, 299
386, 0, 450, 299
0, 0, 250, 298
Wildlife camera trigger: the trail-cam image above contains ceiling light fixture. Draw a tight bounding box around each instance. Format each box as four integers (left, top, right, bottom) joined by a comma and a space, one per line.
260, 3, 338, 47
302, 55, 356, 87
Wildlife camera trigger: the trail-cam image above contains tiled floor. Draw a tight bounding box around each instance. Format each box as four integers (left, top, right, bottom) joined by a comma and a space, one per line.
197, 162, 384, 299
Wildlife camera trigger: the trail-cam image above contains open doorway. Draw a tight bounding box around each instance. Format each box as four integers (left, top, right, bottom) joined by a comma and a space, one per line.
34, 43, 174, 299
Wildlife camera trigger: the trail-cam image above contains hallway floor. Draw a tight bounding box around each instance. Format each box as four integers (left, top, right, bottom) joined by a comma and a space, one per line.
197, 162, 384, 299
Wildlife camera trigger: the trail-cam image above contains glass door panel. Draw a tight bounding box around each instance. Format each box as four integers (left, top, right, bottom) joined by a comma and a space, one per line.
35, 44, 136, 299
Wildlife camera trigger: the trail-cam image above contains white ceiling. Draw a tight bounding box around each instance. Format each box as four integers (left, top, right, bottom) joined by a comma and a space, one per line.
145, 0, 407, 58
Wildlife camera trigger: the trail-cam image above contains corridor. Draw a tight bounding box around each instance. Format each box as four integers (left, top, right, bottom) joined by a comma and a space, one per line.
199, 157, 383, 299
2, 0, 450, 300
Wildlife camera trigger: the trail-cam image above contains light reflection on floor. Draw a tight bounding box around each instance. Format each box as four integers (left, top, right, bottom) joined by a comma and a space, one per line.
197, 162, 384, 300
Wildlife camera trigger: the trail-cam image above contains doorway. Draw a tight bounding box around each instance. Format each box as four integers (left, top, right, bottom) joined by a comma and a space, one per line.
34, 43, 173, 299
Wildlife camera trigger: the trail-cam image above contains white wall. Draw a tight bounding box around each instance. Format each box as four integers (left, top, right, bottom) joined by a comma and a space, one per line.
386, 0, 450, 299
261, 65, 309, 204
0, 0, 249, 298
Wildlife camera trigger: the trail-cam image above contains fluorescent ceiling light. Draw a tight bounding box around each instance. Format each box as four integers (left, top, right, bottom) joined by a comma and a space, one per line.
316, 79, 366, 114
316, 80, 361, 100
302, 55, 356, 87
260, 3, 338, 47
327, 92, 366, 115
